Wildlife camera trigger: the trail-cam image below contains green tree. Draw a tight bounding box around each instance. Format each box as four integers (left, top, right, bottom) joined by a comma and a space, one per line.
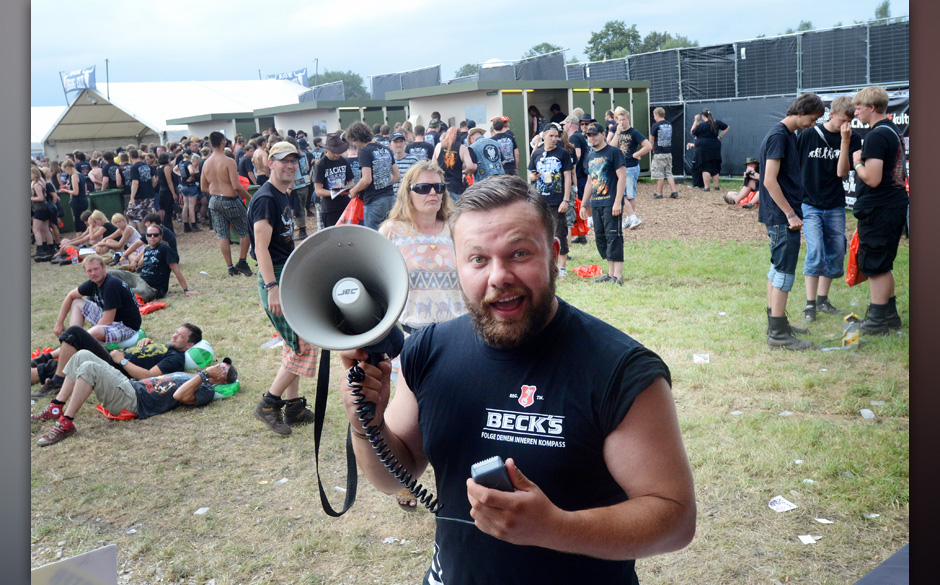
454, 63, 480, 78
584, 20, 641, 60
875, 0, 890, 19
637, 31, 698, 53
784, 20, 814, 34
310, 69, 369, 99
522, 42, 563, 59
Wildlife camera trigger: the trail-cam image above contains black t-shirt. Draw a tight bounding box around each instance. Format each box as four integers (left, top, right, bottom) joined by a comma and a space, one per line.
401, 299, 669, 585
855, 119, 908, 212
493, 133, 518, 171
157, 164, 172, 194
77, 274, 142, 331
314, 155, 354, 213
101, 222, 119, 239
612, 127, 647, 168
131, 372, 214, 420
425, 130, 440, 147
797, 124, 862, 210
247, 181, 294, 265
584, 145, 626, 207
650, 120, 674, 155
130, 161, 156, 199
692, 120, 729, 150
568, 131, 589, 178
120, 164, 133, 195
139, 242, 180, 297
358, 143, 396, 204
125, 343, 185, 374
237, 155, 254, 180
101, 162, 120, 191
527, 146, 573, 206
406, 141, 434, 162
605, 120, 618, 136
160, 226, 178, 254
758, 122, 802, 226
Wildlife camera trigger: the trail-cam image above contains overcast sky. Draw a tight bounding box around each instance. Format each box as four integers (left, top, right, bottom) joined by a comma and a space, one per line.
30, 0, 909, 108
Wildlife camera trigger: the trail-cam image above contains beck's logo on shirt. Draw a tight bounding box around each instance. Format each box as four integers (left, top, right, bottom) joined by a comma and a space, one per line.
517, 385, 537, 408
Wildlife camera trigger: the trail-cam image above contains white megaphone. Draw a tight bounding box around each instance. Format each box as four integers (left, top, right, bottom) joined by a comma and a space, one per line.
279, 224, 409, 358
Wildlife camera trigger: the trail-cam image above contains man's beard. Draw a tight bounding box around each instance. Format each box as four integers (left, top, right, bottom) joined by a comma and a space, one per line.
463, 264, 557, 350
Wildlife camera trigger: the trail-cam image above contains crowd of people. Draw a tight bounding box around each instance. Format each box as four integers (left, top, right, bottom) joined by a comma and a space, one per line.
30, 85, 907, 581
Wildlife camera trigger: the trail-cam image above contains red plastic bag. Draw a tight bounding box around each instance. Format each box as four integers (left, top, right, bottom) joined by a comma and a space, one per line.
570, 198, 589, 237
738, 191, 758, 207
139, 301, 167, 315
31, 347, 54, 359
337, 196, 364, 226
96, 404, 138, 420
846, 229, 868, 287
574, 265, 603, 278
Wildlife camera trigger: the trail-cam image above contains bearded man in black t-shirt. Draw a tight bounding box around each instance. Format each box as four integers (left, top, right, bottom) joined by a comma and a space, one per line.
336, 175, 695, 584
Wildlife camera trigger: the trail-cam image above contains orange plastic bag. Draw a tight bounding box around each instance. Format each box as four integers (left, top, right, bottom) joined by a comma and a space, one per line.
139, 302, 167, 315
845, 229, 868, 287
337, 196, 364, 225
738, 191, 758, 207
570, 198, 590, 236
574, 265, 603, 278
96, 404, 138, 420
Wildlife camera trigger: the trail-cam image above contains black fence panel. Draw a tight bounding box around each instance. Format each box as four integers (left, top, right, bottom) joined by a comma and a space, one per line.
628, 51, 680, 102
371, 74, 401, 101
736, 37, 798, 97
869, 21, 909, 84
479, 64, 515, 82
583, 59, 627, 80
566, 64, 585, 81
514, 52, 567, 81
801, 27, 868, 89
680, 45, 736, 101
401, 66, 441, 92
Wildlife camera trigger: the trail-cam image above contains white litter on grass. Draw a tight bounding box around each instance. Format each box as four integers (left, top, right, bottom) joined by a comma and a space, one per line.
334, 487, 346, 493
261, 337, 284, 349
815, 518, 834, 524
194, 507, 210, 515
693, 353, 709, 364
795, 459, 803, 465
819, 368, 828, 372
798, 534, 817, 544
730, 410, 743, 416
802, 479, 816, 484
870, 400, 885, 406
718, 311, 727, 316
274, 478, 288, 486
126, 529, 137, 534
383, 537, 400, 544
769, 496, 798, 512
860, 409, 875, 419
199, 271, 208, 275
779, 411, 793, 416
865, 513, 880, 519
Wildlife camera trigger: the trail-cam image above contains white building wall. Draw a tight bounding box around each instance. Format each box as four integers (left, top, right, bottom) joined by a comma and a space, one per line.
186, 120, 237, 140
274, 109, 343, 135
407, 91, 503, 134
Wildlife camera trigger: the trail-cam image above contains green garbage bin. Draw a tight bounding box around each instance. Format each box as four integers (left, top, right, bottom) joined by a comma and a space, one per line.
57, 192, 74, 233
88, 189, 125, 221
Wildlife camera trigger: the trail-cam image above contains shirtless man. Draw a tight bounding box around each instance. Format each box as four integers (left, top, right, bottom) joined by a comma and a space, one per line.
252, 138, 269, 187
201, 131, 254, 277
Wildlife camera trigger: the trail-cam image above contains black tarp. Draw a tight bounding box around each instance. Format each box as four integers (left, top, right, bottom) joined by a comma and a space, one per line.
801, 26, 868, 89
478, 63, 515, 82
628, 51, 680, 103
371, 74, 401, 101
736, 37, 799, 97
401, 66, 441, 91
583, 59, 627, 81
566, 63, 585, 81
298, 80, 344, 102
514, 52, 567, 81
680, 45, 736, 101
869, 21, 909, 84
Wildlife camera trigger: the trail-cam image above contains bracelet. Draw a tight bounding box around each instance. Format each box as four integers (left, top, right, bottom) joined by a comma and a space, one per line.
183, 288, 190, 292
351, 419, 385, 439
854, 162, 864, 170
262, 280, 278, 290
786, 213, 797, 220
198, 370, 209, 384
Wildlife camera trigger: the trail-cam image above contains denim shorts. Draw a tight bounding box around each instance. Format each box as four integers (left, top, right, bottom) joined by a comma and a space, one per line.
801, 204, 846, 279
624, 165, 640, 200
766, 224, 801, 292
363, 195, 395, 230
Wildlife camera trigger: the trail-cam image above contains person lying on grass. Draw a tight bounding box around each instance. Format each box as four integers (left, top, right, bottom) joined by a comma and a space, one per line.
31, 349, 235, 447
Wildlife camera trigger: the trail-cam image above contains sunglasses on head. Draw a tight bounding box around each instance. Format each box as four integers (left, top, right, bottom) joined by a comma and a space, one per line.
411, 182, 446, 195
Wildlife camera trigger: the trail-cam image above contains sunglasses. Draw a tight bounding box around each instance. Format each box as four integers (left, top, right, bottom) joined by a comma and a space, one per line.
411, 182, 446, 195
146, 232, 162, 238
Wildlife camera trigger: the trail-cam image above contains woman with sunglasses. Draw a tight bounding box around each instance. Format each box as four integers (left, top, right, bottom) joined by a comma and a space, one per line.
378, 160, 466, 511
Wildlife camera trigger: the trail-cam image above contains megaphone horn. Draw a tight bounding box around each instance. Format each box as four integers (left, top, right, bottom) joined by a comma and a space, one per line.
280, 225, 410, 356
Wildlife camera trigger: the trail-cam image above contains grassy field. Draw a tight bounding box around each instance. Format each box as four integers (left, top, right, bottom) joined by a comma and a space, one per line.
30, 210, 908, 585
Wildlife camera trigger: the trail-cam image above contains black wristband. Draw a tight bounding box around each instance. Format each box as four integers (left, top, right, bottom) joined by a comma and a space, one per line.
198, 370, 209, 384
787, 213, 797, 220
262, 280, 278, 290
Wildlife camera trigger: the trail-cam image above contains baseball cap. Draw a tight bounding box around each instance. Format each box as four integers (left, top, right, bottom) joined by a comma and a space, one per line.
268, 141, 300, 161
428, 118, 441, 128
584, 122, 604, 135
390, 132, 406, 142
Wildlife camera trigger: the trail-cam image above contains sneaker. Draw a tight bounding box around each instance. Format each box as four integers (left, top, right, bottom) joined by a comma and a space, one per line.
295, 229, 308, 241
670, 192, 679, 199
593, 274, 614, 284
37, 419, 76, 446
816, 298, 843, 315
723, 194, 736, 204
228, 266, 239, 277
252, 395, 291, 435
611, 277, 623, 286
703, 187, 711, 192
802, 304, 817, 323
234, 259, 254, 277
742, 203, 755, 209
629, 216, 643, 230
621, 216, 631, 229
191, 224, 203, 232
107, 253, 122, 266
572, 236, 588, 245
557, 266, 567, 279
652, 193, 663, 199
31, 376, 62, 399
31, 402, 64, 423
284, 397, 315, 427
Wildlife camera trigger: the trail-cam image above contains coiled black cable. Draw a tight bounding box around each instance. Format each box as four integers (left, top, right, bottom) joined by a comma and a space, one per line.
347, 361, 442, 514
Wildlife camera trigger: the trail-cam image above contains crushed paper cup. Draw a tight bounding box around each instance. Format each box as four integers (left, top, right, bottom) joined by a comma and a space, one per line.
693, 353, 709, 364
815, 518, 834, 524
194, 507, 210, 515
769, 496, 798, 512
860, 409, 875, 419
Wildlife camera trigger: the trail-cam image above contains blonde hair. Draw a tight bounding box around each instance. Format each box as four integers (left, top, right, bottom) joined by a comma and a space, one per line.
88, 210, 108, 225
111, 213, 127, 224
613, 106, 630, 120
830, 96, 855, 118
31, 166, 43, 181
81, 253, 106, 268
386, 160, 452, 232
852, 86, 889, 114
653, 107, 666, 118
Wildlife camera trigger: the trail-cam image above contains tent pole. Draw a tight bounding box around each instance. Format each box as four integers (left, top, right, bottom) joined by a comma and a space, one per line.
105, 59, 110, 100
58, 72, 69, 106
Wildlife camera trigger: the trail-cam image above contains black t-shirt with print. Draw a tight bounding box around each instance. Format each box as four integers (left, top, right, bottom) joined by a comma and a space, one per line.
130, 161, 157, 199
854, 119, 908, 213
358, 143, 396, 204
650, 120, 674, 155
125, 343, 185, 374
77, 274, 142, 331
131, 372, 214, 420
139, 242, 180, 297
247, 180, 295, 265
314, 155, 354, 214
527, 146, 573, 207
797, 124, 862, 210
406, 141, 434, 162
584, 145, 626, 207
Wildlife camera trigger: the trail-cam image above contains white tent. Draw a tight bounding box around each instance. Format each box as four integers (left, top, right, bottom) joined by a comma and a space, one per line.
41, 79, 310, 159
31, 106, 66, 156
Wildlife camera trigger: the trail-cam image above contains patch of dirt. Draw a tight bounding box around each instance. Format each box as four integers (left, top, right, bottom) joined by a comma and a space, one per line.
621, 181, 767, 243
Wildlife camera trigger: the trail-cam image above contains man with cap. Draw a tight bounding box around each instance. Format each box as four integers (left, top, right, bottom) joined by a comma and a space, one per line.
425, 118, 443, 147
389, 132, 418, 193
247, 140, 319, 435
313, 132, 355, 229
31, 350, 234, 446
201, 131, 254, 277
490, 116, 520, 177
580, 121, 627, 285
467, 127, 505, 183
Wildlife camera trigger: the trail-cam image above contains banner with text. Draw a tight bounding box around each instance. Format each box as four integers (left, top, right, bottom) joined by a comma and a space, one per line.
267, 68, 309, 87
63, 66, 96, 93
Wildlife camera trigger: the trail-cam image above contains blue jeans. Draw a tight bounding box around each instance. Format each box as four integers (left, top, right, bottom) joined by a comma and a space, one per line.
363, 195, 395, 230
624, 165, 640, 200
766, 224, 801, 292
801, 204, 846, 279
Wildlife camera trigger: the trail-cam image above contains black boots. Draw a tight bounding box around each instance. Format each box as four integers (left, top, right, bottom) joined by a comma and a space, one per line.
284, 397, 315, 426
860, 297, 903, 335
252, 394, 291, 435
768, 315, 815, 350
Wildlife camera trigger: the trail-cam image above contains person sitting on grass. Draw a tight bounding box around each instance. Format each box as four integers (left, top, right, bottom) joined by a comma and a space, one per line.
49, 210, 114, 264
31, 349, 235, 447
92, 213, 145, 265
108, 224, 200, 303
31, 323, 202, 398
724, 158, 761, 208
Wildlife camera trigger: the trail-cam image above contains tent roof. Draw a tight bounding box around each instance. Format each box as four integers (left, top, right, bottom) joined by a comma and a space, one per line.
44, 79, 310, 143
